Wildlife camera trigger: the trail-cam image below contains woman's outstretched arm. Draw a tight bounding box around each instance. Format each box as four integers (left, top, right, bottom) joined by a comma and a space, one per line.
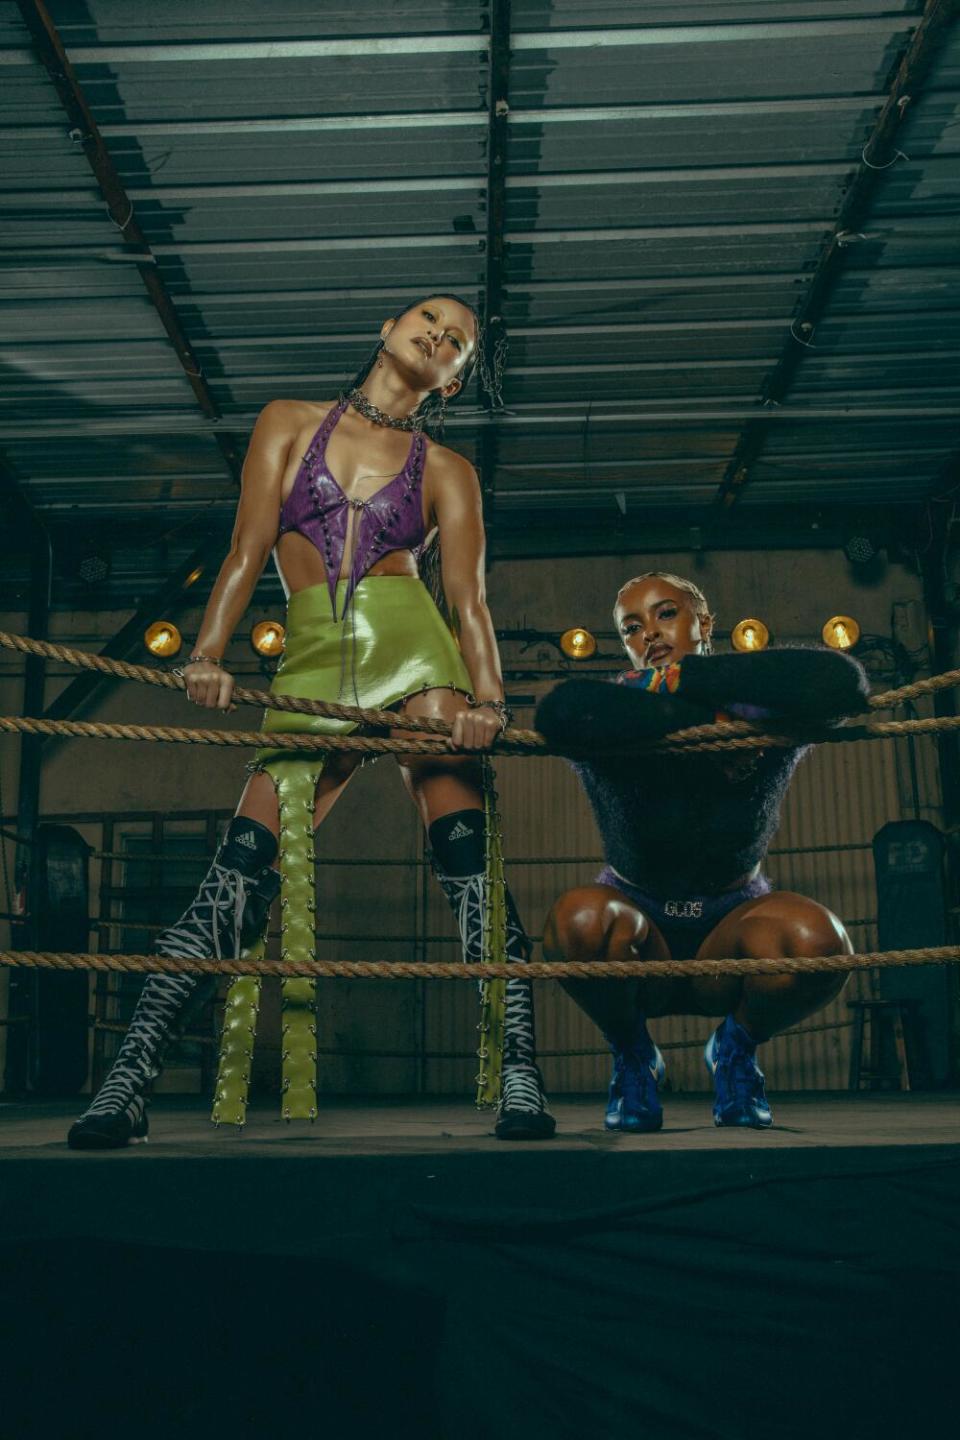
186, 400, 299, 710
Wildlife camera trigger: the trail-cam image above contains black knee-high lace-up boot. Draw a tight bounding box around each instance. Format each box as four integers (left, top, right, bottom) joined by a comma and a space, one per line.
429, 809, 555, 1140
67, 817, 280, 1150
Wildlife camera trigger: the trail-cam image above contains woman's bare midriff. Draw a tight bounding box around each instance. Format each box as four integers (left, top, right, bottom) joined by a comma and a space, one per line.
274, 530, 420, 596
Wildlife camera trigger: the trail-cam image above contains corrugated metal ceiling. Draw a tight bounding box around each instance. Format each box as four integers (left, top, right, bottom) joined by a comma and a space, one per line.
0, 0, 958, 604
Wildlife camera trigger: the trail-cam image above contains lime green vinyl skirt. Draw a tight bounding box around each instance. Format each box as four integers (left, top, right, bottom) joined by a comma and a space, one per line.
253, 576, 472, 766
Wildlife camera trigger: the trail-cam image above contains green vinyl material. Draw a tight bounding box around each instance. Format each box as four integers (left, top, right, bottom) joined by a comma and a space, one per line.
254, 576, 472, 767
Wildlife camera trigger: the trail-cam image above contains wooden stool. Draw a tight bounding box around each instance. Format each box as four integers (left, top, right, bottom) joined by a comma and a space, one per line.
848, 999, 921, 1092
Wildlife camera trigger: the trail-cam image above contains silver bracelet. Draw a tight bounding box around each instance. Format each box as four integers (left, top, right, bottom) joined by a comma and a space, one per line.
172, 652, 222, 679
467, 696, 514, 734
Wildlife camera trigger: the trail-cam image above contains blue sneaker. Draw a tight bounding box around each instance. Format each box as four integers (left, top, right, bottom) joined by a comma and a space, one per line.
704, 1016, 773, 1128
605, 1042, 666, 1133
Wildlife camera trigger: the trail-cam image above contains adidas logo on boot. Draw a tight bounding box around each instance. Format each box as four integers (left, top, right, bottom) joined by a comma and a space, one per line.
220, 818, 278, 875
447, 820, 473, 841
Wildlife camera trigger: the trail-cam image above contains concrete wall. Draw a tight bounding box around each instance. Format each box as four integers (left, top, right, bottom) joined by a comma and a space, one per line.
0, 546, 938, 1094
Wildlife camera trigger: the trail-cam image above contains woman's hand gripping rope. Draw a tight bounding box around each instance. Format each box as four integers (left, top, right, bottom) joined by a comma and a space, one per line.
177, 656, 236, 713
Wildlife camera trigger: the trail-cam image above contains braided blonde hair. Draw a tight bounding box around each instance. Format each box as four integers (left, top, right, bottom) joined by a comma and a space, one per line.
614, 571, 715, 655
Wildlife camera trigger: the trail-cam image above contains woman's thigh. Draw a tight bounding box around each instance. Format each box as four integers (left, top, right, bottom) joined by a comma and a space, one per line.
392, 687, 483, 824
688, 890, 851, 1014
544, 882, 704, 1015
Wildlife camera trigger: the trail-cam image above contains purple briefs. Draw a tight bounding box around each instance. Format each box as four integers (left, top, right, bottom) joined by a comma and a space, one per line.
595, 866, 773, 960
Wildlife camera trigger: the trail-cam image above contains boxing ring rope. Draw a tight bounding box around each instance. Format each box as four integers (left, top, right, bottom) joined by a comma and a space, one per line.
0, 629, 543, 745
5, 711, 960, 757
2, 947, 958, 981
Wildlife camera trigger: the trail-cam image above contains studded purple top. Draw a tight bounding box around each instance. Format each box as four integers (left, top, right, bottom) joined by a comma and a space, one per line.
277, 398, 429, 619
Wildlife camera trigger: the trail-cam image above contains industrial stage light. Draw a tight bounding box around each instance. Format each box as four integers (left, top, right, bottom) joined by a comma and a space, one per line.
251, 620, 285, 657
559, 627, 597, 660
185, 566, 204, 587
822, 615, 861, 651
144, 621, 182, 658
731, 618, 770, 653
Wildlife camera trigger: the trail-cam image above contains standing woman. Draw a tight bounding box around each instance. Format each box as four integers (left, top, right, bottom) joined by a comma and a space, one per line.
68, 295, 554, 1149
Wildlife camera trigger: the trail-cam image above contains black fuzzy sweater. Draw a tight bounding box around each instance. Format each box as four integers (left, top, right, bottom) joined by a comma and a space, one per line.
535, 648, 869, 897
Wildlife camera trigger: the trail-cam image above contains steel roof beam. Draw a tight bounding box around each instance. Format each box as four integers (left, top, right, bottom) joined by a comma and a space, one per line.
0, 17, 909, 65
36, 501, 237, 514
0, 319, 819, 345
8, 470, 956, 500
0, 34, 487, 64
474, 449, 956, 472
1, 403, 957, 442
5, 219, 835, 263
14, 0, 242, 489
513, 19, 908, 48
715, 0, 959, 509
1, 272, 904, 305
100, 270, 945, 310
73, 95, 886, 139
9, 364, 957, 393
496, 476, 933, 497
0, 92, 877, 142
23, 447, 950, 486
0, 111, 486, 140
507, 270, 960, 296
8, 159, 862, 206
23, 473, 948, 502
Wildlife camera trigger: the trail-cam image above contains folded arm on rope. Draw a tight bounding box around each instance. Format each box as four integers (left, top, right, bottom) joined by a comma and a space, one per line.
536, 649, 869, 749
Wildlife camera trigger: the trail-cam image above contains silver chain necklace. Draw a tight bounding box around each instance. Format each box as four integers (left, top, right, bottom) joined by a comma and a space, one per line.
344, 387, 422, 432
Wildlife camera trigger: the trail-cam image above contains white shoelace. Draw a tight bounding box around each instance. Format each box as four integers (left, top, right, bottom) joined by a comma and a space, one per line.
500, 1064, 548, 1116
156, 863, 251, 962
80, 864, 251, 1120
435, 870, 538, 1068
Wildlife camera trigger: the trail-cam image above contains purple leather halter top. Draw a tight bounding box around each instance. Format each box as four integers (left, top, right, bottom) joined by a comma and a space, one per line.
277, 399, 429, 619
